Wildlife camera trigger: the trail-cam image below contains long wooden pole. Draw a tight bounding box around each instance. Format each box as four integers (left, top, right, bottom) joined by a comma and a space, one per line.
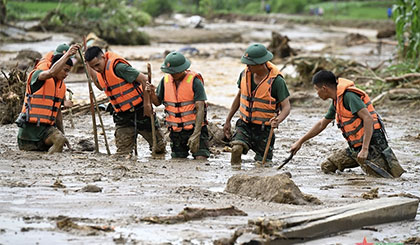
78, 48, 111, 155
262, 127, 274, 165
147, 63, 157, 156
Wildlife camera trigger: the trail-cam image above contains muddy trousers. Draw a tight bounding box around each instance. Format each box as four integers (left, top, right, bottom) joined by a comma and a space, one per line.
321, 131, 405, 178
113, 109, 166, 155
18, 126, 67, 154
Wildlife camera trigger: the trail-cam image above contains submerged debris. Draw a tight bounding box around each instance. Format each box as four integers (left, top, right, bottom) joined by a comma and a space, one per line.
141, 206, 247, 224
56, 217, 114, 233
225, 173, 321, 205
361, 188, 379, 200
78, 184, 102, 193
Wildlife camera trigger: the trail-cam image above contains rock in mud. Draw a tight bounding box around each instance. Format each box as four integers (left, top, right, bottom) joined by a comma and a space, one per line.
79, 184, 102, 193
76, 139, 96, 152
377, 27, 396, 39
225, 173, 321, 205
361, 188, 379, 200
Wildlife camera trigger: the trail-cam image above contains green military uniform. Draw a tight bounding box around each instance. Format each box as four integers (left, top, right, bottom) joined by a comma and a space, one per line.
17, 70, 62, 151
232, 74, 290, 161
111, 63, 166, 154
156, 76, 210, 158
322, 91, 405, 177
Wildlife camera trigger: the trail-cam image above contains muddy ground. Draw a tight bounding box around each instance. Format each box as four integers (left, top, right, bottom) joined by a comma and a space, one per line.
1, 16, 420, 244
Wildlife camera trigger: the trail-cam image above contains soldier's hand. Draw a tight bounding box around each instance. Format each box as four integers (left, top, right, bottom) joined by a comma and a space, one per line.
67, 44, 81, 56
357, 148, 368, 164
223, 121, 232, 140
187, 132, 200, 153
290, 141, 302, 155
145, 82, 156, 95
63, 100, 73, 108
269, 117, 280, 128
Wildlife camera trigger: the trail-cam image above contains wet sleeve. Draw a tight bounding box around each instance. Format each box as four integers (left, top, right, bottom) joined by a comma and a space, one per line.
343, 91, 366, 114
30, 70, 45, 93
271, 76, 290, 103
324, 102, 336, 119
193, 77, 207, 101
114, 62, 140, 83
156, 78, 165, 102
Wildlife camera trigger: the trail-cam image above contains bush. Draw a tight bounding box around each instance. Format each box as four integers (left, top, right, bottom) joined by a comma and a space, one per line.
141, 0, 173, 17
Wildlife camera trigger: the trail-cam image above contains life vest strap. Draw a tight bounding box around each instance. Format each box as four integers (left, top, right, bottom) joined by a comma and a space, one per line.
163, 101, 195, 107
165, 109, 195, 118
240, 103, 277, 113
240, 94, 273, 105
165, 120, 195, 128
239, 111, 271, 123
112, 93, 142, 109
30, 104, 59, 112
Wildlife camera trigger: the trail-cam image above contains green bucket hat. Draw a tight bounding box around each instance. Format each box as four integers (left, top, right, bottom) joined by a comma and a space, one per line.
54, 43, 70, 55
161, 52, 191, 74
241, 43, 273, 65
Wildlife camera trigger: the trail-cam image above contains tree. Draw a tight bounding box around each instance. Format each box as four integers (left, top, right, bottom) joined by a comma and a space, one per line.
1, 0, 6, 25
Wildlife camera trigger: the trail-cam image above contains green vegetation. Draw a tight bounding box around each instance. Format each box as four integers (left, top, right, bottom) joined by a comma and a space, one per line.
393, 0, 419, 72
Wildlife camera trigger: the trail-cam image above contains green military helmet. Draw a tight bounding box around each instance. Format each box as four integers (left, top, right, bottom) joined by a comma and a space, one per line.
241, 43, 273, 65
161, 52, 191, 74
54, 43, 70, 55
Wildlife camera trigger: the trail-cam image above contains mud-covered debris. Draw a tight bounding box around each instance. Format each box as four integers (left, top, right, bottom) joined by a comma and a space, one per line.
52, 179, 66, 188
225, 173, 321, 205
361, 188, 379, 200
76, 139, 95, 152
141, 206, 247, 224
213, 229, 244, 245
208, 121, 229, 147
377, 27, 396, 39
268, 32, 296, 58
78, 184, 102, 193
404, 237, 420, 244
344, 33, 369, 46
0, 68, 27, 124
388, 88, 420, 101
57, 217, 114, 232
388, 192, 420, 200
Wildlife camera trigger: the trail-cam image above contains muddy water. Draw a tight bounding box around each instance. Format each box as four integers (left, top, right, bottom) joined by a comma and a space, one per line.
0, 18, 417, 244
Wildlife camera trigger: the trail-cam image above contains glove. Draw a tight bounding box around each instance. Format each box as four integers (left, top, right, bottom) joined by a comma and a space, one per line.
187, 132, 200, 153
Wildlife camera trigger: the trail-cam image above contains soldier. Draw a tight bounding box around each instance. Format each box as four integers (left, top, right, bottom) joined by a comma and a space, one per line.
16, 44, 80, 153
223, 43, 291, 168
147, 52, 210, 160
84, 46, 166, 156
290, 70, 405, 178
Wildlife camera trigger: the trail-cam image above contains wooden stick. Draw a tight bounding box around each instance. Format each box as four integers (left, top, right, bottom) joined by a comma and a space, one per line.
66, 88, 75, 129
262, 127, 274, 165
78, 48, 111, 155
147, 63, 157, 156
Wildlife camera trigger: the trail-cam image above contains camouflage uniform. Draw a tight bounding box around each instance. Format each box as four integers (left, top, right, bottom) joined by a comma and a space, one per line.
113, 106, 166, 155
321, 129, 405, 177
169, 126, 210, 158
231, 119, 275, 161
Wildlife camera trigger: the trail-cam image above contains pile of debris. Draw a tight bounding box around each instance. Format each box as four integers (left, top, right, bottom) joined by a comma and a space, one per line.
268, 32, 296, 59
0, 68, 27, 124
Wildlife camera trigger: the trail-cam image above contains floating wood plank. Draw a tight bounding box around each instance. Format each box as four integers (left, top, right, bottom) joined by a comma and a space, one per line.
248, 197, 418, 243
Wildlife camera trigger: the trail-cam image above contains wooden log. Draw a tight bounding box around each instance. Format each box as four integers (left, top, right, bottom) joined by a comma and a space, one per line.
385, 73, 420, 83
249, 197, 418, 243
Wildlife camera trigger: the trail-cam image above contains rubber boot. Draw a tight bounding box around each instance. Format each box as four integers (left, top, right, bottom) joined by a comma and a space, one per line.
46, 130, 67, 154
231, 144, 243, 169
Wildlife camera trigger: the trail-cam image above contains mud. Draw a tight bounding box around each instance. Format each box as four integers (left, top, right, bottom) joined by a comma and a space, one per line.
226, 173, 321, 205
0, 15, 419, 245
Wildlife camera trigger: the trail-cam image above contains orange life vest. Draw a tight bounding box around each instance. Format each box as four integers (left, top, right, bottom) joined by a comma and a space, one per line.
96, 52, 143, 113
239, 61, 283, 125
21, 69, 66, 126
335, 78, 382, 148
34, 51, 54, 70
163, 71, 207, 132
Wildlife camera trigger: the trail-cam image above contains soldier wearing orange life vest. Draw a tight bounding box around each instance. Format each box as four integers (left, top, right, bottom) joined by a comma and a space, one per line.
84, 46, 166, 156
224, 44, 291, 168
290, 70, 405, 178
16, 44, 80, 154
147, 52, 210, 159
